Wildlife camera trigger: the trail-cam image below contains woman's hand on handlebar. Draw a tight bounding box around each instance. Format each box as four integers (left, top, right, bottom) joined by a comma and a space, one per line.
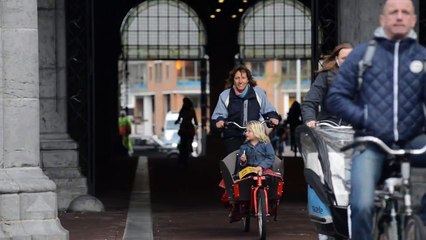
269, 118, 279, 126
305, 120, 316, 128
216, 120, 225, 129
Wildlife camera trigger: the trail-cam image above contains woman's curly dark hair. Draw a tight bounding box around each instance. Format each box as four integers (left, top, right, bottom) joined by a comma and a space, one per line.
225, 64, 257, 88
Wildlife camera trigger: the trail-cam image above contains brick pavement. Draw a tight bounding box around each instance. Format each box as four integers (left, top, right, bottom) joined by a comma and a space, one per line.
58, 152, 317, 240
59, 156, 138, 240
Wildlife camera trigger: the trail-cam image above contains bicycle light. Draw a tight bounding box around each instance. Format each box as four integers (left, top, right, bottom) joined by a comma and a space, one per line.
233, 184, 240, 199
277, 181, 284, 197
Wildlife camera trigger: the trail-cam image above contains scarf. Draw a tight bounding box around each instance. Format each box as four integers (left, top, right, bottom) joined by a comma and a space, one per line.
233, 85, 249, 98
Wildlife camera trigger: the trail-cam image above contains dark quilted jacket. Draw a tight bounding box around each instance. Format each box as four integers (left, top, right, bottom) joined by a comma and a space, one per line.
327, 28, 426, 144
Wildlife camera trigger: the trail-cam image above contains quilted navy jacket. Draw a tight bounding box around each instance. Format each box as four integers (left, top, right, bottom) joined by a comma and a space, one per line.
327, 27, 426, 144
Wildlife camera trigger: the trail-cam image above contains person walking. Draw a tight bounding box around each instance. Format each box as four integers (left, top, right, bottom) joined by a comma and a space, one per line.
327, 0, 426, 239
211, 64, 281, 157
284, 101, 303, 156
175, 97, 198, 167
118, 110, 133, 156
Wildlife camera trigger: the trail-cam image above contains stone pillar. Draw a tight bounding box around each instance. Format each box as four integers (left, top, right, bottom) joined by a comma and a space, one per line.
338, 0, 384, 44
338, 0, 426, 209
38, 0, 88, 210
0, 0, 68, 238
339, 0, 420, 44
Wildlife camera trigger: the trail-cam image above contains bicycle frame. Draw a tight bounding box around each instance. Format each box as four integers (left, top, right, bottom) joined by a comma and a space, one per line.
251, 175, 270, 216
341, 136, 426, 240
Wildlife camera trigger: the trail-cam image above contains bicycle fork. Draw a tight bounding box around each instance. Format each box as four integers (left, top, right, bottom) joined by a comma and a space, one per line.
252, 176, 269, 216
384, 161, 412, 240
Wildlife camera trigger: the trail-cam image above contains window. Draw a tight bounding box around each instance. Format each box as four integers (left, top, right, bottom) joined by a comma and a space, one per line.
120, 0, 206, 60
138, 62, 146, 84
155, 62, 163, 82
238, 0, 312, 59
249, 62, 265, 78
176, 60, 199, 82
280, 59, 311, 86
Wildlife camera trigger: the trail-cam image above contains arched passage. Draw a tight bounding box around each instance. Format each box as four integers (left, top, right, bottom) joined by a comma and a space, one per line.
64, 0, 344, 195
119, 0, 208, 155
236, 0, 314, 117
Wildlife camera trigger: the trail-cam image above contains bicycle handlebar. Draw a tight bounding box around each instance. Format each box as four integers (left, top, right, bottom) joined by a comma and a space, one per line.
341, 136, 426, 156
316, 120, 352, 129
224, 120, 272, 129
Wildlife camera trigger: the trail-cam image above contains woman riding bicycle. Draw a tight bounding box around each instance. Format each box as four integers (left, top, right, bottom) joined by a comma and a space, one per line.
211, 64, 280, 156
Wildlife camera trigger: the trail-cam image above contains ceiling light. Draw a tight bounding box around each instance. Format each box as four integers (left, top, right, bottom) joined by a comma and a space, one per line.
218, 0, 224, 3
231, 14, 237, 19
238, 8, 244, 12
216, 8, 221, 13
210, 14, 216, 19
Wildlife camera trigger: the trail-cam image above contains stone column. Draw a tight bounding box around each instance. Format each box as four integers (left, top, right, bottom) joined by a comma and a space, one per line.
38, 0, 88, 210
0, 0, 68, 238
339, 0, 420, 44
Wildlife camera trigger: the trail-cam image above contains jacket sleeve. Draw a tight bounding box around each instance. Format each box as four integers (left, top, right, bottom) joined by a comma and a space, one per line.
326, 45, 367, 128
301, 72, 328, 123
211, 90, 230, 128
254, 87, 281, 120
259, 143, 275, 170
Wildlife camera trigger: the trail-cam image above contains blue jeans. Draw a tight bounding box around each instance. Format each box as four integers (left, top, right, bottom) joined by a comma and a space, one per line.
350, 134, 426, 240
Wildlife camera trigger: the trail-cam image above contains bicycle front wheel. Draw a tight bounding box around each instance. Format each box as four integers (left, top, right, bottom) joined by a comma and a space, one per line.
404, 215, 425, 240
257, 190, 267, 240
376, 219, 399, 240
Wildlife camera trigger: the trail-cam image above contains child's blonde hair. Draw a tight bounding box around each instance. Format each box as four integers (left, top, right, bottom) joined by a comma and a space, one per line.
246, 120, 270, 143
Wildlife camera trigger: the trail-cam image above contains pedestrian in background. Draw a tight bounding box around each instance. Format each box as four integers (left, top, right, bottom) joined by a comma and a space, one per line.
175, 97, 198, 167
119, 110, 133, 156
284, 101, 302, 156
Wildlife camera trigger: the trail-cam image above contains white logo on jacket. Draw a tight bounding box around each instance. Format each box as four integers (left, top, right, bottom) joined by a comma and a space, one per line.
409, 60, 423, 73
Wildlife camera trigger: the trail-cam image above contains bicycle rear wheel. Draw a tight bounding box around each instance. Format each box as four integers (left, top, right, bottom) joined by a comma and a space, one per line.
257, 190, 267, 240
404, 215, 425, 240
242, 211, 250, 232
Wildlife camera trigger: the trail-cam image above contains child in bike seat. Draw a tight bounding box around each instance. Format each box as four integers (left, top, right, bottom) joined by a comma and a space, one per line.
238, 120, 275, 175
228, 120, 276, 223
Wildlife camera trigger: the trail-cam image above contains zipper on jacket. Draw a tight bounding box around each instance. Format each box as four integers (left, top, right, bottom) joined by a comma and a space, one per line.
364, 105, 368, 128
393, 41, 400, 142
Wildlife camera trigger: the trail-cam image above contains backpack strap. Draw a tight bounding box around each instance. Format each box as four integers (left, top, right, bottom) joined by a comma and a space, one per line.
326, 71, 334, 87
357, 40, 377, 91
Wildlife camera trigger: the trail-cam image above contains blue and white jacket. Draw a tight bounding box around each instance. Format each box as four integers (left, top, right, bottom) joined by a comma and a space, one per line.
327, 27, 426, 144
211, 86, 280, 138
